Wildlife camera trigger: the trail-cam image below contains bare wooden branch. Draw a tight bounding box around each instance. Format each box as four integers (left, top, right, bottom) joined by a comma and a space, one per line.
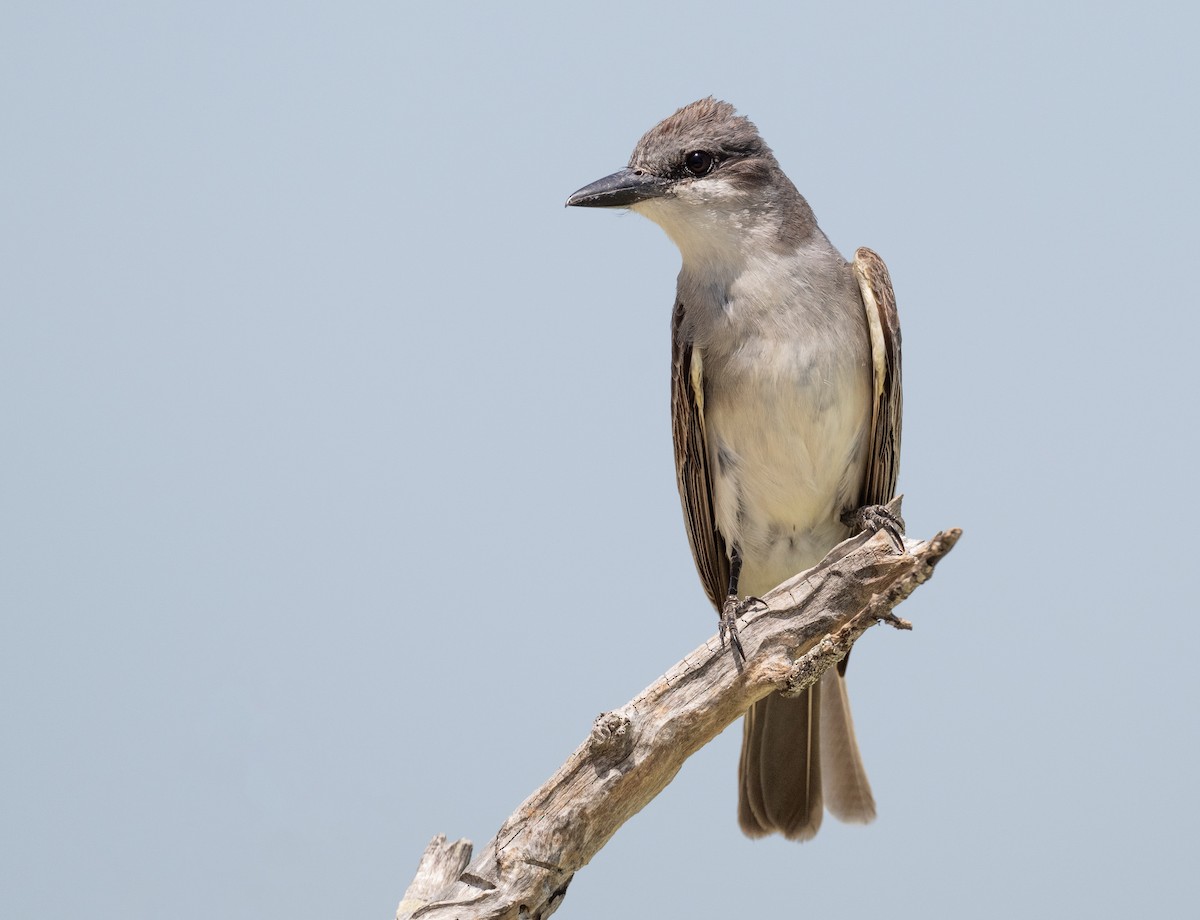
397, 516, 960, 920
397, 836, 475, 918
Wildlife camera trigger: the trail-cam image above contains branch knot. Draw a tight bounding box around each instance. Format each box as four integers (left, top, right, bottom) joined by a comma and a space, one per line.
588, 711, 634, 767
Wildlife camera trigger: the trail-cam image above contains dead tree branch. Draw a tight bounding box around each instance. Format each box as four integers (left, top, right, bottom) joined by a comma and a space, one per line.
397, 514, 960, 920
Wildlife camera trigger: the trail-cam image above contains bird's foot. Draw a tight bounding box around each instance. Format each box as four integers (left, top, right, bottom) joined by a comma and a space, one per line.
720, 595, 766, 663
842, 502, 907, 553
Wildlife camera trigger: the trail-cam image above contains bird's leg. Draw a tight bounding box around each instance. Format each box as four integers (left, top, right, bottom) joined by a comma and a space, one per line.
842, 502, 907, 554
720, 545, 764, 663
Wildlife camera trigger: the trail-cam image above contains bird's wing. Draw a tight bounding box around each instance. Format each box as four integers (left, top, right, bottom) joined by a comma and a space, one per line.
671, 299, 729, 612
852, 247, 903, 507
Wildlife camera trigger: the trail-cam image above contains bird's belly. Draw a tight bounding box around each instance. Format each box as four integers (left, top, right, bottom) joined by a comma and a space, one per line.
706, 365, 870, 597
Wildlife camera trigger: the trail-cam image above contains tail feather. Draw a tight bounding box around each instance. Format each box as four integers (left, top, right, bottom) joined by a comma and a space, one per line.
818, 668, 876, 823
737, 688, 824, 841
736, 670, 874, 840
737, 697, 770, 837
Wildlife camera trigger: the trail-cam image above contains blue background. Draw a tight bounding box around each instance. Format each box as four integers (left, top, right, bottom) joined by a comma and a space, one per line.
3, 2, 1196, 917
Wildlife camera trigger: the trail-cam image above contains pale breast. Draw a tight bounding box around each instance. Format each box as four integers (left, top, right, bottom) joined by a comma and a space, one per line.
695, 256, 873, 596
705, 343, 869, 594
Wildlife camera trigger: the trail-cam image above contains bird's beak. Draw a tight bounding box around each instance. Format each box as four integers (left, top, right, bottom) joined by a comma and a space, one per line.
565, 168, 670, 208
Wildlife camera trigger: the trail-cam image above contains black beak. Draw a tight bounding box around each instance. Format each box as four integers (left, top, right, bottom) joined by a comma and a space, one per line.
565, 168, 670, 208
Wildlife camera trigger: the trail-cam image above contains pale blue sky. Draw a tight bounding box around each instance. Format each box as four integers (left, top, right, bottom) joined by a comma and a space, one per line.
3, 2, 1197, 918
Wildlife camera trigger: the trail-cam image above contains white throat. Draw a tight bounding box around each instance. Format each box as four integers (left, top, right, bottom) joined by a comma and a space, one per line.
631, 183, 781, 279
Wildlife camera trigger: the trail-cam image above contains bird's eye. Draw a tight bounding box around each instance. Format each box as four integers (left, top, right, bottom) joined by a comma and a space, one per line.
683, 150, 715, 177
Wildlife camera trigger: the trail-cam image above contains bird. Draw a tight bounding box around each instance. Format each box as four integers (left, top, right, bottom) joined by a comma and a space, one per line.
566, 98, 902, 841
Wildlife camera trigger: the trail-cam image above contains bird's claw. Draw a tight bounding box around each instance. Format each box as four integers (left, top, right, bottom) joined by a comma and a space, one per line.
720, 595, 766, 663
843, 503, 907, 553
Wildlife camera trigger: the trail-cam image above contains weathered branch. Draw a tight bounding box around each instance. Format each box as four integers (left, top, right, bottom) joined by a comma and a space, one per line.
397, 514, 960, 920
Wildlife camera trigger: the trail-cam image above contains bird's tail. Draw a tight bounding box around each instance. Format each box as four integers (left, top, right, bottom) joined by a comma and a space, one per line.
737, 668, 875, 840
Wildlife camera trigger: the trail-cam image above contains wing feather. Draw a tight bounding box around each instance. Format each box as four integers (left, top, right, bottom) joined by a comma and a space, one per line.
670, 300, 728, 612
852, 247, 902, 508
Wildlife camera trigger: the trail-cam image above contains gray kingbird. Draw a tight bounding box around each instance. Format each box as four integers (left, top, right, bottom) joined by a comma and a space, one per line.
567, 98, 903, 841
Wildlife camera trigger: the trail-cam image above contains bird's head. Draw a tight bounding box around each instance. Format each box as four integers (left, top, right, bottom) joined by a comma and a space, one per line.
567, 98, 811, 263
